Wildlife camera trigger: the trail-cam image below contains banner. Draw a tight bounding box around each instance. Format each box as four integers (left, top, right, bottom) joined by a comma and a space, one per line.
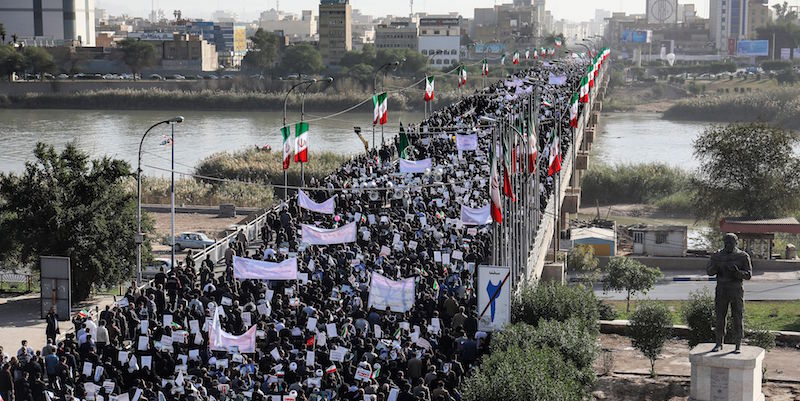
398, 158, 432, 174
302, 222, 357, 245
477, 265, 511, 331
455, 134, 478, 151
210, 306, 257, 353
298, 189, 335, 215
233, 256, 298, 280
367, 272, 415, 313
461, 204, 492, 226
736, 40, 769, 56
548, 73, 567, 86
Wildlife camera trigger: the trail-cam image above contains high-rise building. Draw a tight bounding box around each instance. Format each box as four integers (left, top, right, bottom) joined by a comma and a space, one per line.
418, 15, 461, 68
319, 0, 352, 65
646, 0, 678, 25
375, 20, 418, 50
746, 0, 770, 39
0, 0, 96, 46
710, 0, 749, 54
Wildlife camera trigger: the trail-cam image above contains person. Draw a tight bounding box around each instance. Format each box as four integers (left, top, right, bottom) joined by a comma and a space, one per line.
0, 362, 13, 401
45, 308, 59, 344
16, 341, 32, 366
707, 233, 752, 353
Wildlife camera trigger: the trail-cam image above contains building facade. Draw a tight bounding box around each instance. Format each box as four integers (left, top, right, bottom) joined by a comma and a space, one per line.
375, 21, 418, 50
319, 0, 352, 65
161, 33, 219, 72
259, 10, 318, 42
746, 0, 770, 39
0, 0, 96, 46
418, 15, 461, 68
710, 0, 749, 54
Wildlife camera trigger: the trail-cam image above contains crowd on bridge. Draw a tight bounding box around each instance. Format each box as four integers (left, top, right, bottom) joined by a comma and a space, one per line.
0, 54, 606, 401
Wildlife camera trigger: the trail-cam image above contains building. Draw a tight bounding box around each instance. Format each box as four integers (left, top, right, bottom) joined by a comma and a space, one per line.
678, 4, 698, 23
720, 217, 800, 260
259, 10, 318, 42
418, 15, 461, 68
0, 0, 96, 46
630, 225, 688, 257
375, 20, 418, 50
710, 0, 749, 55
161, 33, 219, 72
646, 0, 679, 25
571, 227, 617, 257
319, 0, 352, 65
747, 0, 771, 39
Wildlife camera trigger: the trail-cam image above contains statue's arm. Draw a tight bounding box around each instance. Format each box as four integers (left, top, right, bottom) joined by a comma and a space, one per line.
737, 254, 753, 281
706, 257, 719, 276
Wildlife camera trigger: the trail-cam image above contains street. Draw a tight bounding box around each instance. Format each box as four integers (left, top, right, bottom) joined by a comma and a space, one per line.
593, 279, 800, 301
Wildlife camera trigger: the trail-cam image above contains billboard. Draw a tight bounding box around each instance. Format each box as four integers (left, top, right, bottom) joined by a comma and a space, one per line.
477, 265, 511, 332
736, 40, 769, 56
781, 48, 791, 60
40, 256, 71, 321
621, 30, 652, 44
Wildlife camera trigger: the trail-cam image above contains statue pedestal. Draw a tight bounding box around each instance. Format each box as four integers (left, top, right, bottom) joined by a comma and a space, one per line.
689, 343, 765, 401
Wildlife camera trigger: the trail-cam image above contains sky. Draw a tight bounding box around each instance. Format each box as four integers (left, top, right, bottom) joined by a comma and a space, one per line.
97, 0, 714, 24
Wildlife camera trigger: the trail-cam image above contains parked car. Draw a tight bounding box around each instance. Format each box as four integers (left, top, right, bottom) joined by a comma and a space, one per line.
142, 258, 172, 278
204, 75, 218, 80
56, 73, 70, 80
169, 74, 186, 80
149, 74, 165, 80
169, 232, 215, 250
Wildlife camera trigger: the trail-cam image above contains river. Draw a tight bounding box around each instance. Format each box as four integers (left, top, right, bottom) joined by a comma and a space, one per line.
0, 109, 710, 174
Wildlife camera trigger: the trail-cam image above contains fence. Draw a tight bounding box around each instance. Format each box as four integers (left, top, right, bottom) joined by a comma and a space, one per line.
0, 272, 37, 293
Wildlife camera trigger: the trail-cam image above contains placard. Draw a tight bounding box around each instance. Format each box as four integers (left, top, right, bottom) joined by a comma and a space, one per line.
163, 314, 173, 328
306, 317, 318, 331
140, 356, 152, 369
137, 336, 148, 351
189, 320, 200, 334
326, 323, 338, 338
329, 347, 347, 363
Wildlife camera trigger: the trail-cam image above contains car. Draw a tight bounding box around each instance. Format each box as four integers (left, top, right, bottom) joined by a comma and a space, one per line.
169, 74, 186, 80
149, 74, 165, 80
222, 74, 234, 79
56, 73, 70, 80
170, 232, 215, 251
141, 258, 172, 279
204, 75, 218, 80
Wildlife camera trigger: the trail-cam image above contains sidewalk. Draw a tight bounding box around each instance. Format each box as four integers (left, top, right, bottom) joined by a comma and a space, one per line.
0, 293, 116, 353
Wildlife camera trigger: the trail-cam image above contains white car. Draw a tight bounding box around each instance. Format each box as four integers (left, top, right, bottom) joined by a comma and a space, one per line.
170, 232, 215, 250
142, 258, 172, 278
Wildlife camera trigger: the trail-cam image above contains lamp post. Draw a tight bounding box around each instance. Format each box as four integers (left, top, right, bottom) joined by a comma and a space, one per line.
282, 78, 317, 198
297, 77, 334, 186
137, 116, 183, 286
373, 60, 402, 149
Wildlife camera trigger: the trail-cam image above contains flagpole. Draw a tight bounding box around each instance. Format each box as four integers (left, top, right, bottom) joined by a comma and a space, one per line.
170, 121, 176, 274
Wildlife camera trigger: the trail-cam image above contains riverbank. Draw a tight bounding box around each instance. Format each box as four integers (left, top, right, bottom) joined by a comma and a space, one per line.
663, 87, 800, 129
0, 88, 462, 112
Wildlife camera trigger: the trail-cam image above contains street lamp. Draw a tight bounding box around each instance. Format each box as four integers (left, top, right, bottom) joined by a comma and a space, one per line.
282, 78, 317, 198
373, 60, 403, 149
137, 116, 183, 285
297, 77, 334, 186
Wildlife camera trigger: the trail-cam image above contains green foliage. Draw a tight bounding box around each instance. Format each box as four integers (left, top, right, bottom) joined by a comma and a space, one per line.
0, 44, 26, 78
745, 323, 776, 351
277, 44, 324, 77
776, 68, 798, 85
762, 60, 792, 72
242, 28, 280, 75
512, 281, 599, 333
602, 257, 663, 313
0, 143, 151, 300
652, 189, 694, 216
117, 38, 156, 79
22, 46, 56, 76
710, 62, 737, 74
691, 122, 800, 220
630, 301, 673, 377
567, 245, 599, 284
581, 162, 691, 206
341, 63, 374, 88
663, 88, 800, 128
681, 288, 716, 347
597, 300, 618, 320
136, 177, 274, 208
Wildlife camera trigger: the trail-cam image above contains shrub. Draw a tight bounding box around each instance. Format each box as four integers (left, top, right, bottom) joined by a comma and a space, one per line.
602, 257, 663, 313
776, 69, 798, 85
581, 163, 691, 206
761, 60, 792, 72
653, 189, 694, 215
745, 323, 776, 351
566, 245, 599, 280
630, 301, 673, 378
681, 288, 716, 348
512, 282, 599, 332
598, 300, 618, 320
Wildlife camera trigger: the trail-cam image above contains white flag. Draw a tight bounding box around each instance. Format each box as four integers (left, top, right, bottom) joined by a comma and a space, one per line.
460, 204, 492, 226
367, 272, 415, 313
209, 306, 257, 353
398, 158, 433, 174
233, 256, 298, 280
298, 189, 335, 215
302, 222, 357, 245
455, 134, 478, 151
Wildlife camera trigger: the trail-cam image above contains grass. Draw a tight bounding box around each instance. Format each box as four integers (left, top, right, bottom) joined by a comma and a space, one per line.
663, 87, 800, 129
122, 177, 275, 208
603, 300, 800, 332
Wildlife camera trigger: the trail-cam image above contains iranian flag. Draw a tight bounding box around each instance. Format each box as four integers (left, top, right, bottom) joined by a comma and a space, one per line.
502, 132, 515, 201
424, 76, 435, 101
458, 65, 467, 87
500, 53, 506, 66
527, 112, 537, 174
294, 122, 309, 163
326, 365, 337, 374
281, 126, 292, 170
555, 38, 562, 48
373, 92, 388, 125
548, 131, 561, 177
588, 63, 595, 89
489, 146, 503, 223
482, 58, 489, 76
525, 49, 530, 60
533, 49, 538, 59
569, 93, 579, 128
579, 76, 589, 103
512, 51, 520, 65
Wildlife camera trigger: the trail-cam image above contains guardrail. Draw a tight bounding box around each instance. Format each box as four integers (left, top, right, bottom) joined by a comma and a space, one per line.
190, 205, 278, 265
0, 272, 36, 292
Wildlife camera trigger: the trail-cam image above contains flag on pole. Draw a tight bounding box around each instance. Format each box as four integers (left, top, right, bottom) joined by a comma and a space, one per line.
579, 76, 589, 103
458, 65, 467, 87
489, 145, 503, 224
373, 92, 388, 125
326, 365, 337, 374
527, 112, 537, 174
512, 50, 520, 65
482, 58, 489, 76
281, 126, 292, 170
294, 122, 308, 163
424, 76, 435, 101
525, 48, 530, 60
533, 49, 538, 59
159, 135, 173, 146
569, 93, 579, 128
588, 63, 595, 89
548, 131, 561, 177
501, 131, 515, 201
555, 38, 562, 48
500, 53, 506, 66
397, 122, 409, 158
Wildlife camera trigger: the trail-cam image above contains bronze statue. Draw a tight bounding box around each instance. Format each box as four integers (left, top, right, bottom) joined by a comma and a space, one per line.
706, 233, 752, 353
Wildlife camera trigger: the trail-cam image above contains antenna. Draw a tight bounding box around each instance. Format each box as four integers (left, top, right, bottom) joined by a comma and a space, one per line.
276, 0, 280, 12
410, 0, 413, 17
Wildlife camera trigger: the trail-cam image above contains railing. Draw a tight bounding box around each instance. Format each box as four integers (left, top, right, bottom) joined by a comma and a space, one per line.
190, 205, 279, 265
0, 272, 37, 293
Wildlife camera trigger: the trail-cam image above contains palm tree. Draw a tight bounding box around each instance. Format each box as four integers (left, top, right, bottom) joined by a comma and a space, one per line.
0, 23, 6, 44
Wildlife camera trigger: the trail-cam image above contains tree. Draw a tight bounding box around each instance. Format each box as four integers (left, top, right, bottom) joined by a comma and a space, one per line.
0, 143, 152, 300
773, 1, 798, 22
691, 123, 800, 220
629, 302, 673, 377
567, 245, 599, 284
242, 28, 280, 75
0, 23, 6, 44
118, 38, 156, 81
23, 46, 57, 78
602, 257, 663, 313
0, 44, 26, 79
277, 43, 323, 77
342, 63, 375, 88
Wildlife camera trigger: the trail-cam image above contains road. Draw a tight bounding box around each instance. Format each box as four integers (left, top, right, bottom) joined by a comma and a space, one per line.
593, 280, 800, 301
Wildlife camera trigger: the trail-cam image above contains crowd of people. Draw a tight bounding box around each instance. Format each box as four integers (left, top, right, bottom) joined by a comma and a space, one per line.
0, 56, 596, 401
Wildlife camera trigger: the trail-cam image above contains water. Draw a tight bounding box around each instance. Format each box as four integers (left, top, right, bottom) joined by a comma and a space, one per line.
0, 109, 424, 175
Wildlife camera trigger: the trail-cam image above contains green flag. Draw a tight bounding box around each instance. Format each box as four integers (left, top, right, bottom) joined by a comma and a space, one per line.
397, 122, 409, 159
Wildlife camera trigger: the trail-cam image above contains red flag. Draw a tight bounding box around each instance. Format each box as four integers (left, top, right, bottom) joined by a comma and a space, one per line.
306, 336, 315, 347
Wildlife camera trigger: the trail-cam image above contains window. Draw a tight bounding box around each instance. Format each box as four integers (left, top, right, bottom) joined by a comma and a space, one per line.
656, 232, 668, 244
633, 232, 644, 244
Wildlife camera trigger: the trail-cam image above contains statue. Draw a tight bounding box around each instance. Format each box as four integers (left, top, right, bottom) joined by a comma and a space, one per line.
706, 233, 752, 353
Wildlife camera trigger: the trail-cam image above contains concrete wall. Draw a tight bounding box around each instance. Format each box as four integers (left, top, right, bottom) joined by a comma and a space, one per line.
597, 255, 800, 272
638, 229, 687, 257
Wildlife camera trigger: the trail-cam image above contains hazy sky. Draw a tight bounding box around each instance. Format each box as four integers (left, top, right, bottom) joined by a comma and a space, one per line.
96, 0, 786, 24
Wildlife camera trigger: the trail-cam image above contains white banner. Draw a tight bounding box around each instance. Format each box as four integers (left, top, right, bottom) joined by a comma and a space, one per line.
367, 272, 415, 313
398, 158, 432, 174
302, 222, 357, 245
233, 256, 298, 280
209, 306, 257, 353
460, 204, 492, 226
455, 134, 478, 151
477, 266, 511, 332
298, 189, 335, 215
